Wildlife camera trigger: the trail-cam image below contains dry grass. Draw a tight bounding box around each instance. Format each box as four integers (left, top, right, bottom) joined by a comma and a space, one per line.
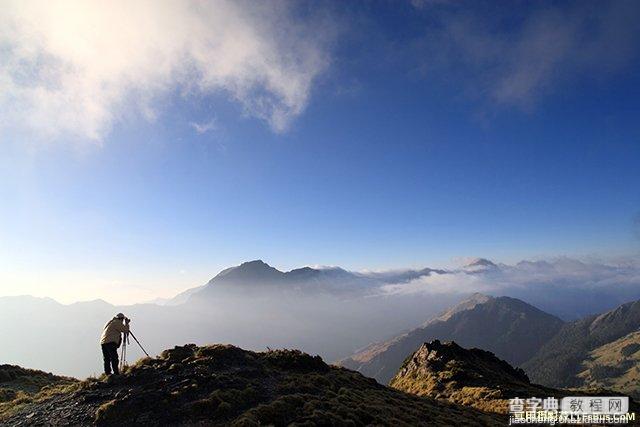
578, 331, 640, 399
0, 364, 80, 420
0, 381, 82, 420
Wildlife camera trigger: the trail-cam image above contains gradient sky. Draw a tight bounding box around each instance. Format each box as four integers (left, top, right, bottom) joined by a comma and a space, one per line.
1, 0, 639, 304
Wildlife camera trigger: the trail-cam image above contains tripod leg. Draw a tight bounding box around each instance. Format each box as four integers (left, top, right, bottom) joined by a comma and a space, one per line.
129, 331, 151, 357
119, 343, 123, 373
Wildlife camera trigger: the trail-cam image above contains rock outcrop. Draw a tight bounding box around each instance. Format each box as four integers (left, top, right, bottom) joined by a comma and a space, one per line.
390, 340, 640, 416
391, 340, 566, 414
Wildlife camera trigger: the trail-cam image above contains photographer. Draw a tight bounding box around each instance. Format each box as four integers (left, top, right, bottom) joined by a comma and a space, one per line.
99, 313, 130, 376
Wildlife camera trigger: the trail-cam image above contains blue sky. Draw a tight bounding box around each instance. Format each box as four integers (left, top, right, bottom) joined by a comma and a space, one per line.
1, 0, 639, 303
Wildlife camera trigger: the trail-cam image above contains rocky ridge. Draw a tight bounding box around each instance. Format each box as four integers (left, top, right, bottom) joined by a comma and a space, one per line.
1, 344, 503, 426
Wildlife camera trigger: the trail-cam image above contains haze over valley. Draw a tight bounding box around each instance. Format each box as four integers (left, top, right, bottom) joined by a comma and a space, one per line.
3, 257, 640, 379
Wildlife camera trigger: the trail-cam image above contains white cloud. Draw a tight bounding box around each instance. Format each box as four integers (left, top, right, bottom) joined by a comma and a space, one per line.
415, 1, 640, 110
381, 271, 490, 296
0, 0, 333, 142
380, 257, 640, 297
190, 118, 218, 135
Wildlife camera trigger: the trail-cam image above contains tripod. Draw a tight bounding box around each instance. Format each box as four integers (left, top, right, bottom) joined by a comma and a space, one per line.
119, 332, 130, 372
129, 331, 150, 357
119, 329, 151, 372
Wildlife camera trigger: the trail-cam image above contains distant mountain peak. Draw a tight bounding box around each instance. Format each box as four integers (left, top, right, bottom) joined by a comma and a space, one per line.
422, 293, 492, 326
293, 266, 315, 272
216, 259, 280, 276
186, 259, 376, 301
468, 292, 492, 301
462, 258, 498, 272
317, 265, 347, 272
69, 298, 112, 307
236, 259, 272, 270
465, 258, 496, 268
205, 259, 285, 288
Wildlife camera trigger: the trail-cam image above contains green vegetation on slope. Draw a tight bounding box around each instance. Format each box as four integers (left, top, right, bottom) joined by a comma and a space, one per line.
523, 300, 640, 389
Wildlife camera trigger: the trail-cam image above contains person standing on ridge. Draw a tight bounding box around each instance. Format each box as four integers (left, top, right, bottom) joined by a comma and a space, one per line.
99, 313, 130, 375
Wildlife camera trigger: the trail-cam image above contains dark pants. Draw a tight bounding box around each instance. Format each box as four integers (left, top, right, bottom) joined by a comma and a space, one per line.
101, 342, 120, 375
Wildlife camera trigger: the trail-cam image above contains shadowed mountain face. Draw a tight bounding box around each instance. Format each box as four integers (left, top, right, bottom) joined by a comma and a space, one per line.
0, 344, 503, 427
340, 295, 564, 385
522, 299, 640, 389
213, 260, 285, 285
462, 258, 499, 273
182, 260, 381, 301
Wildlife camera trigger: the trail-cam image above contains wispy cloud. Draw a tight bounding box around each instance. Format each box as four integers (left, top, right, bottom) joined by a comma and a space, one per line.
415, 1, 640, 110
190, 119, 218, 135
410, 0, 452, 9
0, 0, 334, 142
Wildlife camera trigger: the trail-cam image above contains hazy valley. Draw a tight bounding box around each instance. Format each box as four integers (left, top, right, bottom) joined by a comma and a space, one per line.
3, 257, 640, 380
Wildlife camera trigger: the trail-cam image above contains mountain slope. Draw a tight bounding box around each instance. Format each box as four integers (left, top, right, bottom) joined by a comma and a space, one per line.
0, 365, 76, 401
577, 331, 640, 399
389, 340, 637, 415
0, 365, 77, 418
523, 299, 640, 389
161, 285, 206, 305
420, 292, 491, 327
340, 293, 491, 371
340, 295, 564, 385
1, 344, 503, 426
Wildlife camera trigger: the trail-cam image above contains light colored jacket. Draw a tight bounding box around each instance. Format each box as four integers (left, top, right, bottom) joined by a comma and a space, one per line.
100, 318, 130, 345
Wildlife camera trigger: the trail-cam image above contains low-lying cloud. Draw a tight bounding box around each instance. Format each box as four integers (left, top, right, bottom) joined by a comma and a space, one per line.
0, 0, 333, 142
382, 271, 486, 295
381, 257, 640, 296
380, 257, 640, 319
